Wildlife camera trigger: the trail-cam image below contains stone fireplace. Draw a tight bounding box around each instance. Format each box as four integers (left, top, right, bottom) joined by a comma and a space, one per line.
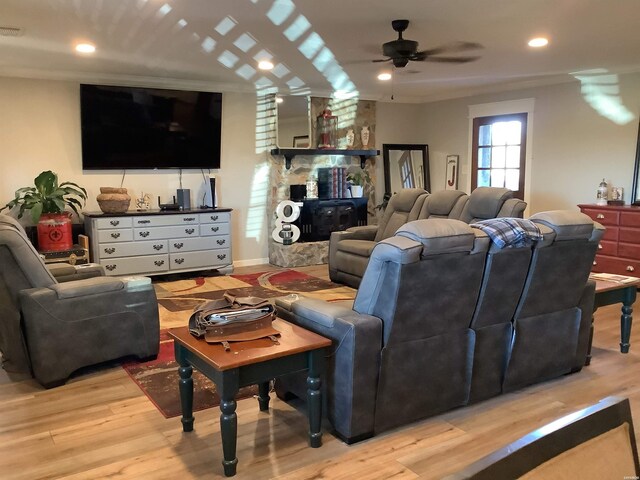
267, 97, 377, 268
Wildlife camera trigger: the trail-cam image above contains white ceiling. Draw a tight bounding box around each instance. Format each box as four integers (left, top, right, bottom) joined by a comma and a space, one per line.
2, 0, 640, 102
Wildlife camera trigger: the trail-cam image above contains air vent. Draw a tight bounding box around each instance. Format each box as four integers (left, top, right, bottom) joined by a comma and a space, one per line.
0, 26, 24, 37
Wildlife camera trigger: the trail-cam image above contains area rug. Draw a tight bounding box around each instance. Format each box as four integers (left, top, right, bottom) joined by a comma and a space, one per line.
124, 268, 356, 418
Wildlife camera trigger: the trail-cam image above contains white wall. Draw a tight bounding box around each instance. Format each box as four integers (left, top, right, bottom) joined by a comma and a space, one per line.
0, 78, 269, 264
419, 72, 640, 213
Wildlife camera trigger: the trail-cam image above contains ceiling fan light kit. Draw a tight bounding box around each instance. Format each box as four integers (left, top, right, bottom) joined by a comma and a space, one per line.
374, 19, 483, 68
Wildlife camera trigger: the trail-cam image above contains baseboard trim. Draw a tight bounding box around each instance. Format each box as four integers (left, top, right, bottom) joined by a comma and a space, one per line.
233, 258, 270, 268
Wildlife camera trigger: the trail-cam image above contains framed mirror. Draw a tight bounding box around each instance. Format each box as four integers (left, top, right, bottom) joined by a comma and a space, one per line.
276, 95, 310, 148
631, 120, 640, 205
383, 144, 430, 196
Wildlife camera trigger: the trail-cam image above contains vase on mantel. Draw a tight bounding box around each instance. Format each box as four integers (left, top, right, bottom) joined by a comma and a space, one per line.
96, 187, 131, 214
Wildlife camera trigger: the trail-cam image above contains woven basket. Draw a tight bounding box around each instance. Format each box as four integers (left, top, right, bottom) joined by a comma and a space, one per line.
97, 187, 131, 214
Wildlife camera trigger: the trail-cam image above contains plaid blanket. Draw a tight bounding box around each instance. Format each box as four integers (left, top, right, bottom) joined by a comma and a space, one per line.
470, 218, 543, 248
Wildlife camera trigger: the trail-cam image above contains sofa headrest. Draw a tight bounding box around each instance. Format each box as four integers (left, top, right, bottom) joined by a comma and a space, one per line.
388, 188, 429, 212
529, 210, 595, 241
0, 214, 26, 234
422, 190, 468, 216
396, 218, 480, 256
467, 187, 513, 219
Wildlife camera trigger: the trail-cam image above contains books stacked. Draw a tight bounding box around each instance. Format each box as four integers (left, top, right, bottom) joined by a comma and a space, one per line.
317, 167, 349, 199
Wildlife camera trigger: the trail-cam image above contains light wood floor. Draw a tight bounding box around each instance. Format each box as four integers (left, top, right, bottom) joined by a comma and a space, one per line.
2, 264, 639, 479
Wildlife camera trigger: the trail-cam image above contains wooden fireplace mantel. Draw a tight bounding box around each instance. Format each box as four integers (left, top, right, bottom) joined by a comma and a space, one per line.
270, 148, 379, 169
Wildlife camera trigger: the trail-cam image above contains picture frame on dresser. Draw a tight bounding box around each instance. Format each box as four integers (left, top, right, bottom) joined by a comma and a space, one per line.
631, 118, 640, 205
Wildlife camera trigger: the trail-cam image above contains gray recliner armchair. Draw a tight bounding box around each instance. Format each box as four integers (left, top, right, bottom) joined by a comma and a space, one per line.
329, 188, 428, 287
0, 214, 160, 387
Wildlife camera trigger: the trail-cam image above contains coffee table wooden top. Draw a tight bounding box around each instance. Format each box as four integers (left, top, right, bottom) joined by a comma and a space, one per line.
168, 319, 331, 371
590, 273, 640, 294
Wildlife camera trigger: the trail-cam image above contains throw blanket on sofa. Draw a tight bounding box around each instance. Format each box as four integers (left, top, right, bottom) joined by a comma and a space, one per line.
470, 218, 542, 248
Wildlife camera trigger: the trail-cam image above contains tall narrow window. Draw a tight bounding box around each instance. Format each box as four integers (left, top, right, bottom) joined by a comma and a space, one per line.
471, 113, 527, 200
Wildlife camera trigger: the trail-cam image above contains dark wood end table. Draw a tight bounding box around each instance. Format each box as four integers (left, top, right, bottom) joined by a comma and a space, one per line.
587, 274, 640, 365
168, 319, 332, 477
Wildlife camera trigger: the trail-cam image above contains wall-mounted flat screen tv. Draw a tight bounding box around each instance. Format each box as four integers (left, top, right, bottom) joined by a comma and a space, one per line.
80, 84, 222, 170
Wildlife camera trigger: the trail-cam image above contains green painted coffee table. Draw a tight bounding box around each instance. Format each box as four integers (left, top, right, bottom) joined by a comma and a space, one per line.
168, 319, 331, 477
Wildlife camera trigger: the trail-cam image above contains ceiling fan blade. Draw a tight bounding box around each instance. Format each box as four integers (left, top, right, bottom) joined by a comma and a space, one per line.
419, 41, 484, 57
422, 55, 481, 63
372, 58, 392, 63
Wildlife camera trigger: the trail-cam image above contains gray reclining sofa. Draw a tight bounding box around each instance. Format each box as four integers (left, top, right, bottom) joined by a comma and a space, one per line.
330, 187, 527, 287
276, 210, 603, 443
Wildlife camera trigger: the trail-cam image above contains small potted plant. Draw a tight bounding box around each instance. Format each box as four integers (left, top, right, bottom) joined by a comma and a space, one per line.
1, 171, 87, 251
347, 170, 371, 198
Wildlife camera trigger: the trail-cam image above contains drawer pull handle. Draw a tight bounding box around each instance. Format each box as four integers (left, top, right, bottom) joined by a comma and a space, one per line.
111, 233, 120, 239
138, 220, 151, 225
153, 244, 164, 251
185, 228, 195, 235
183, 217, 195, 222
627, 266, 635, 272
154, 260, 165, 267
174, 258, 185, 265
217, 239, 226, 245
211, 226, 219, 232
596, 214, 605, 219
217, 254, 226, 260
174, 242, 184, 249
211, 215, 219, 221
139, 231, 150, 238
104, 247, 116, 254
110, 220, 120, 227
593, 261, 597, 266
105, 264, 117, 271
598, 244, 603, 249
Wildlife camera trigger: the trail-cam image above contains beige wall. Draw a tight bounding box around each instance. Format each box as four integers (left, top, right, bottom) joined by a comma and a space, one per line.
418, 71, 640, 213
0, 78, 269, 265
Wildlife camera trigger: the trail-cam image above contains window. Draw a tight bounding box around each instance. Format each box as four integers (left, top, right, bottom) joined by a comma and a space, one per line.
398, 151, 416, 188
471, 113, 527, 200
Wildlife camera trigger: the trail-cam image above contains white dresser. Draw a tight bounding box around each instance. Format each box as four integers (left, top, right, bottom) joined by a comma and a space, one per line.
83, 209, 233, 276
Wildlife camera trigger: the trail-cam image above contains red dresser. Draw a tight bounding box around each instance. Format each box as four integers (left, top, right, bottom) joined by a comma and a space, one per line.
578, 204, 640, 275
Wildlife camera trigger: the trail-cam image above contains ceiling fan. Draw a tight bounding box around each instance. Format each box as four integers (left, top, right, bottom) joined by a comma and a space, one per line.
374, 19, 483, 68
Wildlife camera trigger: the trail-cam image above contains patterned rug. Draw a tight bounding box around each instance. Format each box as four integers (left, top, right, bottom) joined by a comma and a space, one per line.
123, 268, 356, 418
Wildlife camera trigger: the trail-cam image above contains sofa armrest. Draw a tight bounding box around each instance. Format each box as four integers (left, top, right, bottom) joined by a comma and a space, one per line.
47, 262, 106, 283
329, 226, 379, 279
276, 295, 382, 440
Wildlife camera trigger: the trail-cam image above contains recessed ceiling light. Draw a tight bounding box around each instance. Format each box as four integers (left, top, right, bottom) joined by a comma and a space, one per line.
378, 72, 392, 81
258, 60, 274, 70
75, 43, 96, 54
528, 37, 549, 48
275, 96, 284, 103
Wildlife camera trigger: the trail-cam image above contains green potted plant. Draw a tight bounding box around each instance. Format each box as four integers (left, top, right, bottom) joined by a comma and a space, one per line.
1, 171, 87, 251
347, 169, 371, 198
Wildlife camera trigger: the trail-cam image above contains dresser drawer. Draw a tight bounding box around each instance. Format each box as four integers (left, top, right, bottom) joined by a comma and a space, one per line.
597, 240, 617, 256
133, 215, 199, 227
134, 225, 199, 240
169, 248, 231, 270
99, 240, 168, 259
199, 212, 231, 224
169, 236, 220, 253
98, 229, 134, 243
593, 254, 640, 275
95, 217, 133, 229
618, 243, 640, 260
621, 211, 640, 227
599, 226, 618, 242
581, 208, 619, 226
200, 223, 230, 236
619, 227, 640, 244
100, 254, 169, 275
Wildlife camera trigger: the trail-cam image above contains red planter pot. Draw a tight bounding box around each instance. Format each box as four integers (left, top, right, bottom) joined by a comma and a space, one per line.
37, 213, 73, 252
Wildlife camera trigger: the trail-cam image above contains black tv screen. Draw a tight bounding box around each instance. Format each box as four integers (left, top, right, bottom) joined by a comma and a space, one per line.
80, 84, 222, 170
